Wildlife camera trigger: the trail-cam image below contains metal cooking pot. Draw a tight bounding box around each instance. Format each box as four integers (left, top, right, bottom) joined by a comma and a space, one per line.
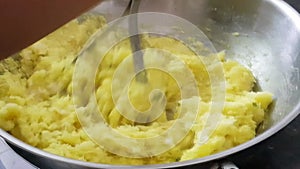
1, 0, 300, 168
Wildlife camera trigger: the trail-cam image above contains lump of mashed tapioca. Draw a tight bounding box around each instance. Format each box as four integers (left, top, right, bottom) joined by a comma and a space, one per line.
0, 14, 273, 165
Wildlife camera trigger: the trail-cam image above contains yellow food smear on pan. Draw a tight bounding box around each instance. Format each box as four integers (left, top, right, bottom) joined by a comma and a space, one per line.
0, 15, 273, 165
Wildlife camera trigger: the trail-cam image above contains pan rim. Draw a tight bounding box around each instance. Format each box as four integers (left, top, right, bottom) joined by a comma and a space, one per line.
1, 0, 300, 168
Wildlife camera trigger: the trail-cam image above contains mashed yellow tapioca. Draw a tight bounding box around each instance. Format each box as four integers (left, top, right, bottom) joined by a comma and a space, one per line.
0, 15, 273, 164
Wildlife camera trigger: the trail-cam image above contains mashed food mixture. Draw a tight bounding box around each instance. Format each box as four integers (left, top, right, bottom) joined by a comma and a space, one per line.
0, 15, 273, 164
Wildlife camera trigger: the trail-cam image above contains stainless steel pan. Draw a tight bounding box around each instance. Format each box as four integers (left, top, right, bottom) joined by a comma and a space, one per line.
1, 0, 300, 168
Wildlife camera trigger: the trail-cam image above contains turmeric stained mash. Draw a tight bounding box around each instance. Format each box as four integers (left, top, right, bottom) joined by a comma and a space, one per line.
0, 15, 272, 165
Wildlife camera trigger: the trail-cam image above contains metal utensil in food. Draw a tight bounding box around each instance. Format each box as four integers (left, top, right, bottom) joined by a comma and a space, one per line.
127, 0, 148, 83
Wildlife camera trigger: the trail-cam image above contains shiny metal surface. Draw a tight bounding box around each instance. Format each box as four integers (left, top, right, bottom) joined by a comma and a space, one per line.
0, 138, 38, 169
0, 0, 300, 168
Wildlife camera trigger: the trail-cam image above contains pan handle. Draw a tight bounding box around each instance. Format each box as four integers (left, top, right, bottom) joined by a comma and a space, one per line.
0, 137, 39, 169
211, 161, 239, 169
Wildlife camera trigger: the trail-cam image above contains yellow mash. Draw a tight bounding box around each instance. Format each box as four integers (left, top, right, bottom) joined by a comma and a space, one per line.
0, 15, 273, 164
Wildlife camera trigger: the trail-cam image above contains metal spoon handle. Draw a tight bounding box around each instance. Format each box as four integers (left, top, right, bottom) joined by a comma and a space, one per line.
128, 0, 148, 83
